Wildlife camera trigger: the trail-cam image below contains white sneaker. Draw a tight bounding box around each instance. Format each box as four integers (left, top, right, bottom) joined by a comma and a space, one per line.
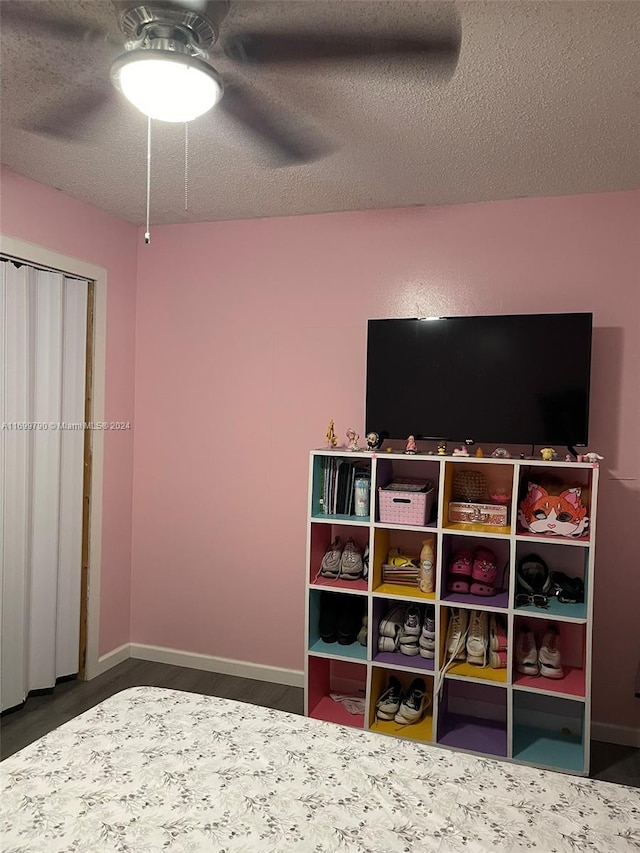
445, 608, 469, 660
394, 678, 431, 725
419, 605, 436, 658
539, 624, 564, 679
516, 624, 539, 676
466, 610, 489, 666
378, 635, 399, 653
379, 605, 406, 639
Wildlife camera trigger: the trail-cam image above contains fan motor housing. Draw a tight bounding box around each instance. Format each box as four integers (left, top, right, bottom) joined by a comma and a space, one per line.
119, 5, 218, 50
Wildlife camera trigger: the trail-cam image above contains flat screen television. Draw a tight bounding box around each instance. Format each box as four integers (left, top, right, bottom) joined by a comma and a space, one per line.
365, 313, 593, 448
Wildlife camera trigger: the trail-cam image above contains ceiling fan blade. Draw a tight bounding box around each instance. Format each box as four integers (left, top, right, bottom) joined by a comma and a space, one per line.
218, 79, 332, 166
22, 86, 113, 140
224, 32, 460, 68
0, 2, 116, 46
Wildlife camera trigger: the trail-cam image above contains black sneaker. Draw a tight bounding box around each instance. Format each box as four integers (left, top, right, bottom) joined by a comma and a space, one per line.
376, 676, 402, 720
394, 678, 430, 725
550, 571, 584, 604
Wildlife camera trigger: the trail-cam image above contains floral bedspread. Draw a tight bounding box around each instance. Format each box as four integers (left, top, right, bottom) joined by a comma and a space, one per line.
1, 686, 638, 852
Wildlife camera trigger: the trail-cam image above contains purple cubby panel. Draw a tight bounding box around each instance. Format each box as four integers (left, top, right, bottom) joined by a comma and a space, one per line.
437, 679, 508, 757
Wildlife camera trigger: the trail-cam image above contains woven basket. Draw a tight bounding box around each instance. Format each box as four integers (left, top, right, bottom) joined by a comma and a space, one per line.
453, 470, 488, 502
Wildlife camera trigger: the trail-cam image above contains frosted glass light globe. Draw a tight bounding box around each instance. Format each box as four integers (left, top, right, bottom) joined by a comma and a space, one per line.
112, 51, 223, 123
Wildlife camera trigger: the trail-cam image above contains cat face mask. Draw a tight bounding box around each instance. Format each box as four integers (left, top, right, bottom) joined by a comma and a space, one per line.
518, 482, 589, 538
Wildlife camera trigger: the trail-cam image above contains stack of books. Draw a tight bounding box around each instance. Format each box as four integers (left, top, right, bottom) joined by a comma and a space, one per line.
320, 457, 369, 516
382, 564, 420, 587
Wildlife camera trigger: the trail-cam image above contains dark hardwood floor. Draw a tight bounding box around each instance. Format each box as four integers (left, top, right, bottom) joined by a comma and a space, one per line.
2, 658, 638, 787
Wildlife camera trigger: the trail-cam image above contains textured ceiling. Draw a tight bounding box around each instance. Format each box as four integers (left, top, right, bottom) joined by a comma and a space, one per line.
1, 0, 639, 225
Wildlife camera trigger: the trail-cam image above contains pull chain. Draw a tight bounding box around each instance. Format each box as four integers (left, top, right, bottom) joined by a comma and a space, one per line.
145, 116, 152, 244
184, 122, 189, 212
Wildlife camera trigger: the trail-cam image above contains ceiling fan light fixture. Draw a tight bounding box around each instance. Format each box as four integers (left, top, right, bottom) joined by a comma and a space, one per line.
111, 50, 223, 123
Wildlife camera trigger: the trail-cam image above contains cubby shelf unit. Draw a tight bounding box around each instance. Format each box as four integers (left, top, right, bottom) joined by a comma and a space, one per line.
304, 449, 599, 776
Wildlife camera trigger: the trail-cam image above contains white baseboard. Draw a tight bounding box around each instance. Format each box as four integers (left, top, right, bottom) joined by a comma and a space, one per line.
129, 643, 304, 689
591, 721, 640, 748
91, 643, 130, 678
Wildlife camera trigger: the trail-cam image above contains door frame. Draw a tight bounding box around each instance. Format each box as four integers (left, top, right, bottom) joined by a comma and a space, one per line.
1, 234, 107, 680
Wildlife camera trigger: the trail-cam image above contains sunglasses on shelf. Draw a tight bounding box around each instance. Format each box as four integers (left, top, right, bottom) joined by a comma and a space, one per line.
515, 593, 549, 608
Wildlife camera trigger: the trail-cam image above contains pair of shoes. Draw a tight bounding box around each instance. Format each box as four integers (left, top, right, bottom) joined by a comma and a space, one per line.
378, 604, 435, 658
375, 676, 431, 725
319, 592, 365, 645
448, 547, 499, 596
516, 623, 563, 678
443, 609, 506, 668
320, 537, 364, 580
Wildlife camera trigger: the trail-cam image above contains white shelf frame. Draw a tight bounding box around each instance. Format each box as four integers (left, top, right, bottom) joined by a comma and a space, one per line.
305, 450, 599, 775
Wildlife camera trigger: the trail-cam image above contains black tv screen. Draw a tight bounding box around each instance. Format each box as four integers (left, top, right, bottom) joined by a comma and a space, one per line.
366, 313, 593, 447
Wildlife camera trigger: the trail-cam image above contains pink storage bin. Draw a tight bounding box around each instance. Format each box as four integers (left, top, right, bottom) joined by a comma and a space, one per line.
378, 479, 435, 526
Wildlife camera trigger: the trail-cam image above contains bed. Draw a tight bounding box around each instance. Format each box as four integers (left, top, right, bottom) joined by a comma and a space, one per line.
1, 686, 638, 852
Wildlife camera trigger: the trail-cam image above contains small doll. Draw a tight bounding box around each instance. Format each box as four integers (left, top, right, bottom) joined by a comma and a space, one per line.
346, 428, 360, 452
404, 435, 417, 455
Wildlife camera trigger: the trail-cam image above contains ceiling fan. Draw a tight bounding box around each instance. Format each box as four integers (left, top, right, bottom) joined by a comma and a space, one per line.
2, 0, 461, 166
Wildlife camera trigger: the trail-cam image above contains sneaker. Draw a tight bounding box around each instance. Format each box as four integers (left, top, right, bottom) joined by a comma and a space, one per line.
378, 635, 399, 653
550, 571, 584, 604
379, 605, 406, 639
394, 678, 431, 725
539, 624, 564, 679
489, 614, 507, 668
402, 604, 422, 636
376, 676, 402, 721
320, 537, 343, 578
357, 614, 368, 646
445, 608, 469, 660
489, 649, 507, 669
515, 624, 539, 676
362, 544, 370, 581
419, 605, 436, 658
341, 538, 364, 580
448, 550, 472, 594
489, 614, 508, 652
466, 610, 489, 666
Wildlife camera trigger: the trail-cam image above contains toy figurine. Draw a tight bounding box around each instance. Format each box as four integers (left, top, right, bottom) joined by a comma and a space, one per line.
346, 428, 360, 452
492, 448, 511, 459
540, 447, 557, 462
475, 447, 484, 458
577, 452, 604, 464
452, 446, 469, 456
437, 443, 447, 456
404, 435, 417, 455
565, 454, 573, 462
325, 419, 338, 448
366, 431, 381, 451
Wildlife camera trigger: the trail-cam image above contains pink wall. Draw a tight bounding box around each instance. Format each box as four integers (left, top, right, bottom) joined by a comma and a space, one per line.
132, 190, 639, 729
1, 166, 138, 656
